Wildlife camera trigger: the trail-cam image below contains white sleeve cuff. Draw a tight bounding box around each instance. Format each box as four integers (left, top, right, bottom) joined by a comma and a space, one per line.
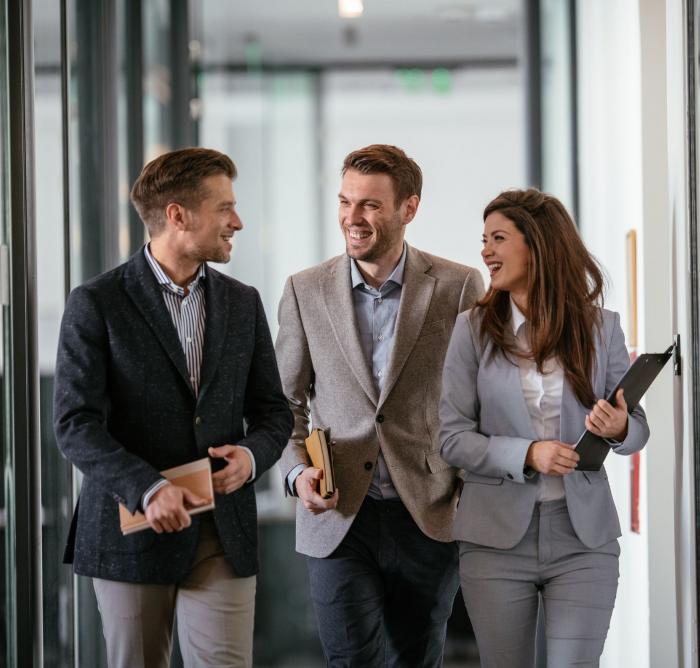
141, 479, 170, 510
238, 446, 257, 482
286, 463, 307, 496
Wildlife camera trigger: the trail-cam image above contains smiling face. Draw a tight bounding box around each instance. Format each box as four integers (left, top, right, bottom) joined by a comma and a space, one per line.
482, 211, 531, 301
338, 169, 416, 264
183, 173, 243, 264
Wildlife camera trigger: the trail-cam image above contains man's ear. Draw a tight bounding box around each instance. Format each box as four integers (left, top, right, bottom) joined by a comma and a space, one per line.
402, 195, 420, 225
165, 202, 187, 230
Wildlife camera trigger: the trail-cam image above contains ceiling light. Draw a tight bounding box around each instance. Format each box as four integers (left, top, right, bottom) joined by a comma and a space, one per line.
338, 0, 363, 19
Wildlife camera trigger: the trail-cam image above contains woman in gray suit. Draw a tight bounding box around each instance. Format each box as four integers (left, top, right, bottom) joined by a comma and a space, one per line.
439, 188, 649, 667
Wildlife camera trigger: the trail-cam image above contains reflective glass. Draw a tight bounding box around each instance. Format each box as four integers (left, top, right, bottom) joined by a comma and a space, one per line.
0, 0, 14, 664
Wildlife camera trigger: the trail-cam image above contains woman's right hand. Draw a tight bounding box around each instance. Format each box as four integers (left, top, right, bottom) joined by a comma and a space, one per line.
525, 440, 580, 476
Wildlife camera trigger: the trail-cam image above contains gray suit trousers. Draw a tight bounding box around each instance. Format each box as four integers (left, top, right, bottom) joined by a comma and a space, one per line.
458, 500, 619, 668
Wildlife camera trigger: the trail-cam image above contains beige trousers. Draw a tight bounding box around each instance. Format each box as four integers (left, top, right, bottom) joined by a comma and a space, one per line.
93, 515, 256, 668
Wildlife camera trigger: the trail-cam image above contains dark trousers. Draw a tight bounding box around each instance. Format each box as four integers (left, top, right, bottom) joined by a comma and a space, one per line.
306, 497, 459, 668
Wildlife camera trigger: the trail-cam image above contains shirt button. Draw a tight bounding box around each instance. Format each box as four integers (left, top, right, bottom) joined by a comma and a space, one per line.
376, 414, 384, 423
195, 416, 203, 425
377, 334, 384, 341
364, 461, 373, 470
377, 298, 383, 304
190, 377, 196, 384
506, 473, 514, 480
186, 337, 192, 343
377, 370, 383, 378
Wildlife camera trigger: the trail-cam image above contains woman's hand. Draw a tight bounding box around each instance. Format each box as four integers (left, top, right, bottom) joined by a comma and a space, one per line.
585, 389, 628, 441
525, 440, 579, 475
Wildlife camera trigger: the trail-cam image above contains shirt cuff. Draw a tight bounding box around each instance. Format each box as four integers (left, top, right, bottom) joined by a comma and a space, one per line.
286, 463, 307, 496
238, 446, 257, 482
141, 479, 170, 511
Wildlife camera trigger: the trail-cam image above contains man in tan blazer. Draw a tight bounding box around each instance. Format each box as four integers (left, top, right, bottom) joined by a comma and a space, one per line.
276, 144, 484, 667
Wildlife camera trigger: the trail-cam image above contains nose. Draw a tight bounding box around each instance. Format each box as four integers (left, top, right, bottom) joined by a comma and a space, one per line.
481, 242, 492, 259
346, 203, 364, 224
230, 210, 243, 231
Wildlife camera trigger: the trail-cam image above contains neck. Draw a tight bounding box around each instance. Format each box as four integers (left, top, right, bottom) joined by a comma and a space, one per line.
149, 239, 201, 289
355, 244, 404, 289
510, 291, 528, 316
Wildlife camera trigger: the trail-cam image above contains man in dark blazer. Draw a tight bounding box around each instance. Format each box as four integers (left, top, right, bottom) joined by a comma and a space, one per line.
53, 147, 292, 668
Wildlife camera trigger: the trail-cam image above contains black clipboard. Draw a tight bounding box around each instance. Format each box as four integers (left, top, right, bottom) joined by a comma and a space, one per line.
575, 345, 673, 471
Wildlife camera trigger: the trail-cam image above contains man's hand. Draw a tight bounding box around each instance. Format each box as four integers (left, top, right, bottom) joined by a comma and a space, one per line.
145, 484, 207, 534
585, 389, 628, 441
295, 467, 339, 515
525, 440, 579, 476
209, 445, 252, 495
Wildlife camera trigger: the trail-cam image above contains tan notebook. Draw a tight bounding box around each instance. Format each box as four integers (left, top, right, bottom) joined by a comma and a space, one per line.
119, 457, 215, 535
304, 428, 336, 498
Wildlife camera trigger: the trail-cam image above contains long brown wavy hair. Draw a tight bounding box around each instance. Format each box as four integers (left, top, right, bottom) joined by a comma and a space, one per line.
477, 188, 605, 407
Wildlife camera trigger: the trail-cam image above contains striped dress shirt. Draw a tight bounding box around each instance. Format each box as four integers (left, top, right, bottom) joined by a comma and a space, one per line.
140, 245, 257, 510
144, 244, 207, 396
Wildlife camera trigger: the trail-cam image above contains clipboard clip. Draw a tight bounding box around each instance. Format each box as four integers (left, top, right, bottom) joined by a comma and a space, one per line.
672, 334, 681, 376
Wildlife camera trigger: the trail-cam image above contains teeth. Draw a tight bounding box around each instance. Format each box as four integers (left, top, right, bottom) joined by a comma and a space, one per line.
349, 230, 371, 239
489, 263, 502, 275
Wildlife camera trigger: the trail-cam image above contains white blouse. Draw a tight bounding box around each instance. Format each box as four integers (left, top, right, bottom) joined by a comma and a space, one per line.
510, 300, 566, 502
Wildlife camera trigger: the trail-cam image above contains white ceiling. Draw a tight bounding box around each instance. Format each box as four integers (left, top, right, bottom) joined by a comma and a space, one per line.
195, 0, 522, 67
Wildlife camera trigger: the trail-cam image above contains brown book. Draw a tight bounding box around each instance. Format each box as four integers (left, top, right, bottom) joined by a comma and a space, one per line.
119, 457, 215, 535
304, 428, 336, 498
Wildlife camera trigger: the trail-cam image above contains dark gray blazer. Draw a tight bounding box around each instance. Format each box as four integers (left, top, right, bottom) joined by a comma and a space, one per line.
440, 307, 649, 550
53, 249, 292, 583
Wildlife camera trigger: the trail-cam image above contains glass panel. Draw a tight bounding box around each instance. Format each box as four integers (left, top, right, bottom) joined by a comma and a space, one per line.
0, 0, 14, 662
33, 0, 74, 665
0, 0, 12, 661
540, 0, 575, 211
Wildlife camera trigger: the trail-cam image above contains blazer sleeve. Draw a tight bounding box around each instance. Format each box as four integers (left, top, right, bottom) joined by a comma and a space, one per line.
275, 276, 314, 487
237, 289, 294, 476
53, 286, 163, 513
439, 313, 533, 483
605, 311, 650, 455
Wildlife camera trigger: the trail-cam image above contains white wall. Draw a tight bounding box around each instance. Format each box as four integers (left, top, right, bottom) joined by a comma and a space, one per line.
576, 2, 650, 666
666, 0, 699, 665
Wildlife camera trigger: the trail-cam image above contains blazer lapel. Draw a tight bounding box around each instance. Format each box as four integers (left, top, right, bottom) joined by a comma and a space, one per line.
122, 251, 194, 396
378, 246, 435, 406
198, 267, 230, 400
322, 255, 379, 406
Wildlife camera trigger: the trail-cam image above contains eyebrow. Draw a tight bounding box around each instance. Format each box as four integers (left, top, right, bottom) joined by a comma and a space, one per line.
484, 229, 511, 236
338, 194, 382, 205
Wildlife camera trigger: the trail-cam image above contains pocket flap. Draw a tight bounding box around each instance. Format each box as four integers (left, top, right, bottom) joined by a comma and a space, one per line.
464, 471, 504, 485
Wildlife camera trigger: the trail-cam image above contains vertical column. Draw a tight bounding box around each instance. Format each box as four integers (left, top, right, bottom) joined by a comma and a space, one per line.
6, 0, 43, 664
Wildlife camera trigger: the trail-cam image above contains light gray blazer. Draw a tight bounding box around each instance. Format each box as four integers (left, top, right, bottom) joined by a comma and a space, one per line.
276, 245, 484, 558
439, 307, 649, 550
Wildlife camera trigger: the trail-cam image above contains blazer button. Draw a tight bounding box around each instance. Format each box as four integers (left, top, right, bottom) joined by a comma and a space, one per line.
364, 461, 373, 470
195, 416, 203, 425
376, 414, 385, 423
506, 473, 513, 480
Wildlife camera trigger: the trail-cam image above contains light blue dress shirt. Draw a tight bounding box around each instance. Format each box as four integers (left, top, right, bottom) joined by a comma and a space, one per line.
287, 246, 407, 500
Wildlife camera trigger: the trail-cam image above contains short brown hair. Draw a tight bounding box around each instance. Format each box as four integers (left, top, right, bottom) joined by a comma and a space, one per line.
130, 147, 237, 236
477, 188, 605, 407
342, 144, 422, 206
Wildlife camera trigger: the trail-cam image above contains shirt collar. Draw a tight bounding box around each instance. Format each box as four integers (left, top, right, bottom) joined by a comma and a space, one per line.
510, 297, 527, 336
143, 243, 206, 293
350, 243, 407, 290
